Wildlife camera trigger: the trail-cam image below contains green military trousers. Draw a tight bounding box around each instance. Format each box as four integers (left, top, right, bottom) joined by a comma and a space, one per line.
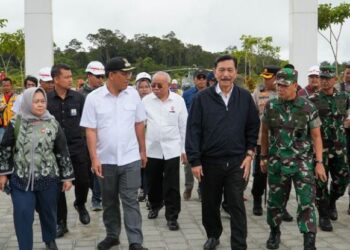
267, 159, 317, 233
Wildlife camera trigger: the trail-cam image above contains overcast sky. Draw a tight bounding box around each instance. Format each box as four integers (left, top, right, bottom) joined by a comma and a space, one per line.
1, 0, 349, 63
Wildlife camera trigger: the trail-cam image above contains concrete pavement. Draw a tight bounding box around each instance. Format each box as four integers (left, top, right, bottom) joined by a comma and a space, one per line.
1, 168, 350, 250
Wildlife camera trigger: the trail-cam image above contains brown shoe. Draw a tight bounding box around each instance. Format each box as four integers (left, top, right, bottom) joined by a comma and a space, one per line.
183, 189, 192, 201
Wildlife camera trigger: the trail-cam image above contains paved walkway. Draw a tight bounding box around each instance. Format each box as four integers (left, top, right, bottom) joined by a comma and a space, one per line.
1, 167, 350, 250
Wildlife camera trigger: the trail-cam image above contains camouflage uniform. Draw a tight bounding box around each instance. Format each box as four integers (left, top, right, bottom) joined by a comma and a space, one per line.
309, 89, 350, 208
262, 96, 322, 233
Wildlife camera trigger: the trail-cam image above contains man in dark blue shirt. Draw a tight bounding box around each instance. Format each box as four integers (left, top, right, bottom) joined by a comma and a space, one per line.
182, 69, 207, 201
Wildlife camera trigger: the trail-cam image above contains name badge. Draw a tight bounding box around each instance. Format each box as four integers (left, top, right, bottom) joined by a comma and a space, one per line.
70, 108, 77, 116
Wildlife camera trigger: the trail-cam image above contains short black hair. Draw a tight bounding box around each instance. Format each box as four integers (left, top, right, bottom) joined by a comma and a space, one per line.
51, 64, 71, 78
345, 63, 350, 69
1, 77, 12, 85
24, 75, 38, 88
214, 55, 238, 69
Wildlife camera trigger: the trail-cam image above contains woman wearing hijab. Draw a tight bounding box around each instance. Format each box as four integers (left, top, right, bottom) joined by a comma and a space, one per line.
0, 87, 74, 250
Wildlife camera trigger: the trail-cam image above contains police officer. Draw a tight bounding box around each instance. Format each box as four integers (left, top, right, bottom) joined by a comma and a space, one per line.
260, 68, 327, 250
251, 65, 293, 221
309, 64, 350, 231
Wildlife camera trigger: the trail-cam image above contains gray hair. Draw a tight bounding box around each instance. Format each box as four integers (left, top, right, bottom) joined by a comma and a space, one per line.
152, 71, 171, 84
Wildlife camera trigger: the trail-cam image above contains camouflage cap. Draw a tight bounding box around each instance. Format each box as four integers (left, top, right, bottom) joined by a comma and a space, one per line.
275, 68, 298, 86
319, 63, 336, 79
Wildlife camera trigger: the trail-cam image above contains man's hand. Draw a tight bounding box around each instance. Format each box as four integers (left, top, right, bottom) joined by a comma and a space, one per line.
62, 181, 72, 192
181, 153, 188, 165
0, 175, 8, 191
240, 156, 252, 181
92, 158, 103, 178
140, 150, 147, 168
260, 159, 268, 174
315, 163, 327, 182
192, 165, 204, 182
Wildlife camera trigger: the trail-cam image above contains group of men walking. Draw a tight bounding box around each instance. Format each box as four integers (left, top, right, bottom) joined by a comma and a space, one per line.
1, 55, 350, 250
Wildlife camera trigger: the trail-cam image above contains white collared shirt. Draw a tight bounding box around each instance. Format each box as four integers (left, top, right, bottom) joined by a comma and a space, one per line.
80, 85, 146, 165
142, 92, 188, 160
216, 84, 234, 106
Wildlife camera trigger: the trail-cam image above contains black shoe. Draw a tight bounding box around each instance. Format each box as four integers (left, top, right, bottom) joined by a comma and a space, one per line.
329, 199, 338, 221
45, 240, 58, 250
129, 243, 148, 250
282, 209, 293, 222
266, 227, 281, 249
138, 189, 146, 202
148, 209, 159, 219
97, 237, 120, 250
304, 232, 316, 250
167, 220, 179, 231
329, 207, 338, 221
203, 238, 220, 250
319, 217, 333, 231
74, 203, 90, 225
56, 222, 68, 238
253, 196, 263, 216
183, 188, 192, 201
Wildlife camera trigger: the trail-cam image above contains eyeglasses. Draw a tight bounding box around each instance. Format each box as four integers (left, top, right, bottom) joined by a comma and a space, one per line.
94, 75, 104, 79
151, 83, 163, 89
196, 76, 207, 80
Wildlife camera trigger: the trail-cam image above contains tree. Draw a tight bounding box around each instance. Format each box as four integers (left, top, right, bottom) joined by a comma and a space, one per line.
86, 29, 126, 62
0, 29, 25, 80
0, 19, 7, 28
318, 2, 350, 75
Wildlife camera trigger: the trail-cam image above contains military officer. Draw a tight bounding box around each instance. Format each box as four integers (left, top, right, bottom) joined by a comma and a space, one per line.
251, 65, 292, 221
260, 68, 327, 250
308, 64, 350, 231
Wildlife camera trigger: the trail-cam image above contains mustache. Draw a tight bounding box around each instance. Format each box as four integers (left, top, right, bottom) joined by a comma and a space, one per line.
220, 78, 231, 81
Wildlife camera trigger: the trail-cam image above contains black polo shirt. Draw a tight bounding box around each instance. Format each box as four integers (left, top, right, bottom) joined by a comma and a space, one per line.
47, 89, 86, 156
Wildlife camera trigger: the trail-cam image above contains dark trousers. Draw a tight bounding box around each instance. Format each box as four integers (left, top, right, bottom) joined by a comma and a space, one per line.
11, 184, 58, 250
140, 168, 148, 195
57, 153, 90, 223
202, 159, 247, 250
251, 146, 267, 198
146, 157, 181, 221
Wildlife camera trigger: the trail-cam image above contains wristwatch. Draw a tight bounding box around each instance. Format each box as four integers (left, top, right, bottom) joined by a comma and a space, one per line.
315, 160, 323, 164
246, 150, 255, 159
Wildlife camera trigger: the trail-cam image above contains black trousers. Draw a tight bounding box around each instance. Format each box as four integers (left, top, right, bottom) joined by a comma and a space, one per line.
146, 157, 180, 221
57, 153, 90, 223
251, 146, 266, 197
202, 159, 247, 250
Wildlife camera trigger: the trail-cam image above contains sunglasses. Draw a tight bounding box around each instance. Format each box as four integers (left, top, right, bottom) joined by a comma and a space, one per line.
151, 83, 163, 89
197, 76, 207, 80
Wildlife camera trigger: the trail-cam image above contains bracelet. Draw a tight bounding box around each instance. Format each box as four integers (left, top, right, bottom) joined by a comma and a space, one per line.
315, 160, 323, 164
